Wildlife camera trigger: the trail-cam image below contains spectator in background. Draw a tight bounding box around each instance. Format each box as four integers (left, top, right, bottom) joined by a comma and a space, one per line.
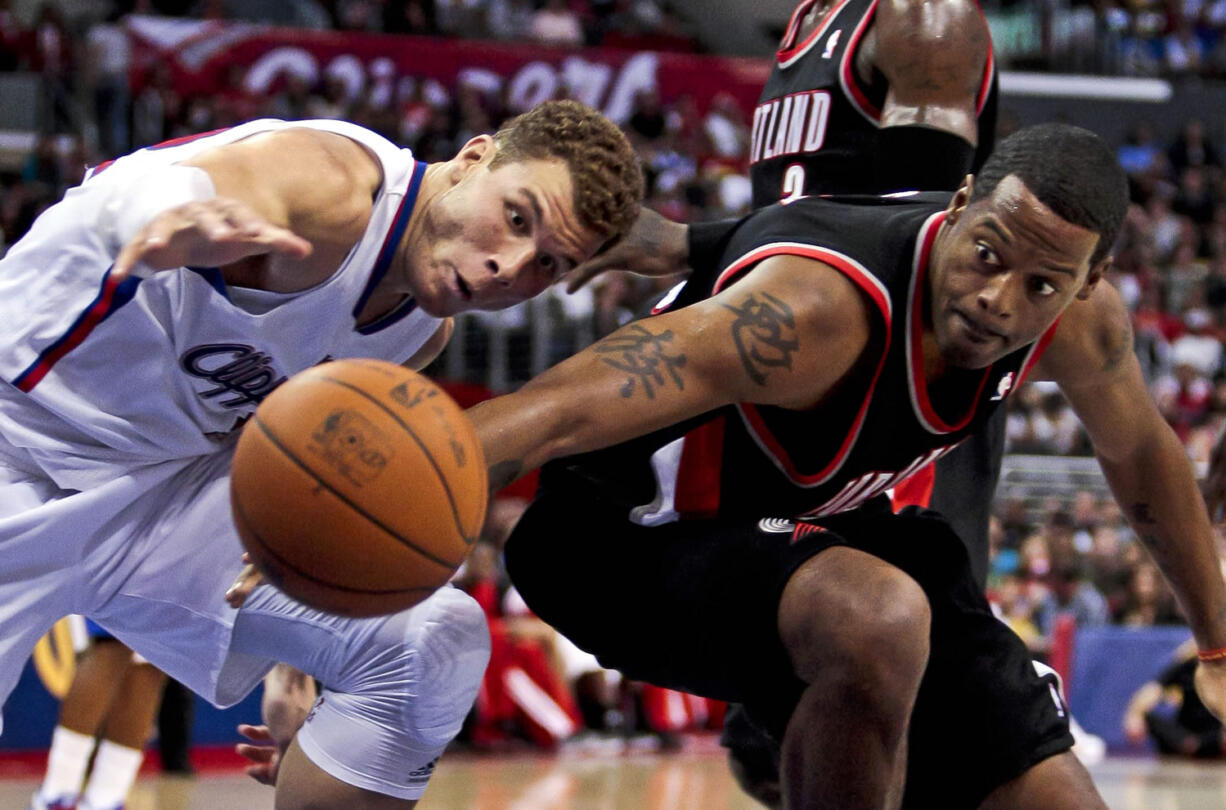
383, 0, 439, 35
304, 72, 350, 120
1036, 558, 1111, 638
1028, 388, 1086, 455
626, 87, 667, 144
1086, 524, 1136, 616
992, 573, 1045, 653
263, 73, 314, 121
1124, 640, 1226, 756
528, 0, 583, 47
1169, 118, 1220, 175
1119, 120, 1165, 177
486, 0, 532, 40
130, 62, 181, 148
1121, 562, 1186, 625
0, 0, 29, 71
211, 63, 261, 127
84, 6, 132, 158
1163, 17, 1206, 76
31, 2, 77, 134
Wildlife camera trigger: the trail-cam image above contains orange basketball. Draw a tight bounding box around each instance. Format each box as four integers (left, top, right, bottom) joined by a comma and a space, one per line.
230, 359, 487, 617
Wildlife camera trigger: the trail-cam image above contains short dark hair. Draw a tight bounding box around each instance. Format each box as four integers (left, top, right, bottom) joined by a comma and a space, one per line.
970, 123, 1127, 266
490, 100, 644, 249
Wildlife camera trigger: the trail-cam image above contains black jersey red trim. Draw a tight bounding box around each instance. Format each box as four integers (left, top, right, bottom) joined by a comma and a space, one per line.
711, 242, 893, 487
778, 0, 856, 67
904, 211, 995, 434
838, 0, 881, 124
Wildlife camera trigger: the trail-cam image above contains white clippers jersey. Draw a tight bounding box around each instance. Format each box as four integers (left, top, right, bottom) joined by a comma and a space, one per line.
0, 119, 440, 490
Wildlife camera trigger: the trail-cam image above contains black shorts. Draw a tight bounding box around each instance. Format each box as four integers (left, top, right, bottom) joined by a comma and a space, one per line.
505, 484, 1072, 808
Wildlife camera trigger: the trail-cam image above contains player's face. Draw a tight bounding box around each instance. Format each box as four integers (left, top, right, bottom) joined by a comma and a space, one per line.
928, 175, 1106, 369
410, 153, 603, 317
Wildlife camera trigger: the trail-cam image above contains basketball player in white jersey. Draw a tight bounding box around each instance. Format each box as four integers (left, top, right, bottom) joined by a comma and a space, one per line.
0, 100, 642, 809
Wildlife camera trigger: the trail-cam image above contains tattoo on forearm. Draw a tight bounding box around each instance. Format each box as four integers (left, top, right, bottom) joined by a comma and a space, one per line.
1130, 502, 1173, 569
593, 325, 687, 399
1132, 502, 1158, 525
488, 460, 524, 494
721, 292, 800, 386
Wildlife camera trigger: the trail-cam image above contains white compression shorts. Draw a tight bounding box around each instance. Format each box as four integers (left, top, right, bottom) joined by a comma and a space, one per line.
231, 584, 490, 800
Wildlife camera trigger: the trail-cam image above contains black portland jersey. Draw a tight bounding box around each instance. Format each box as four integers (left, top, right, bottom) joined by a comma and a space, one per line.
749, 0, 998, 206
542, 193, 1057, 522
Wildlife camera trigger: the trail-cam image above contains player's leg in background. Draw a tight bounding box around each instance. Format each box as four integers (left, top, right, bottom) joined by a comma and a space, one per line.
155, 680, 196, 775
30, 635, 129, 810
776, 547, 930, 810
229, 583, 490, 810
78, 655, 166, 810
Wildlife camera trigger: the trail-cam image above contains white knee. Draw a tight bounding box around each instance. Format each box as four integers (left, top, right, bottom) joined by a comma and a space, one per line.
292, 587, 490, 800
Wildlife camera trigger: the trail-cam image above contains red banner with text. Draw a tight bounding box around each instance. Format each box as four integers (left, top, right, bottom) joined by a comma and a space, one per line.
125, 16, 770, 123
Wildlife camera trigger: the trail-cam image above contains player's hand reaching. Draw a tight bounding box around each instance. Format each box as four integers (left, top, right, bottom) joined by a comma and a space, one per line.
236, 664, 317, 786
112, 197, 312, 282
225, 553, 264, 608
565, 205, 689, 293
235, 723, 283, 786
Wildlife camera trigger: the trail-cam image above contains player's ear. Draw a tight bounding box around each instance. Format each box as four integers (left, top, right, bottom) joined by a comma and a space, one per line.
1077, 255, 1110, 300
944, 174, 974, 225
450, 135, 495, 183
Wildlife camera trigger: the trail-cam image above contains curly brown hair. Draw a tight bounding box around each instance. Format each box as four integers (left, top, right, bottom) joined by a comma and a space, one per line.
490, 100, 644, 250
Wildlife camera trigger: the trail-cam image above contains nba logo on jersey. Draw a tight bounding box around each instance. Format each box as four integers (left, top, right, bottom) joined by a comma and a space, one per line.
991, 372, 1016, 401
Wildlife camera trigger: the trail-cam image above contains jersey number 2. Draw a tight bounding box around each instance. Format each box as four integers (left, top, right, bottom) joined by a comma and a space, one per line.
781, 164, 806, 203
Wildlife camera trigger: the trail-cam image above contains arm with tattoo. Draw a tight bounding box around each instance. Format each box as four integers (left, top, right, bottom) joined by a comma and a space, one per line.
1038, 283, 1226, 654
469, 255, 873, 489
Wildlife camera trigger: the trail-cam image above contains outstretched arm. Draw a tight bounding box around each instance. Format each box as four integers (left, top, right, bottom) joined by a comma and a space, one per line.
110, 127, 382, 287
470, 254, 875, 490
1035, 283, 1226, 717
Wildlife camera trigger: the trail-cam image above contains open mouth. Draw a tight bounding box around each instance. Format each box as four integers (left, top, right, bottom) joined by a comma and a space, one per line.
454, 271, 472, 300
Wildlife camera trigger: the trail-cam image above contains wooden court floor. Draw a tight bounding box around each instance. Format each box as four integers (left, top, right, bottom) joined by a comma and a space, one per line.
1, 752, 1224, 809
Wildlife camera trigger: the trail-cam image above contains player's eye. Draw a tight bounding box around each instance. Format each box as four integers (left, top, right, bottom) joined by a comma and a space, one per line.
1030, 277, 1059, 297
975, 243, 999, 266
507, 205, 527, 232
539, 253, 556, 272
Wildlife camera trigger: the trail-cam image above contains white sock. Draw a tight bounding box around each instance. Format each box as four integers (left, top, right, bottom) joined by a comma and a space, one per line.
37, 726, 95, 803
79, 740, 144, 810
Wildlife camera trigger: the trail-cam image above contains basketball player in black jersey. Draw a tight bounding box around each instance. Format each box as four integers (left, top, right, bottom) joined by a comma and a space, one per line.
576, 0, 1000, 583
573, 0, 1004, 797
471, 125, 1226, 808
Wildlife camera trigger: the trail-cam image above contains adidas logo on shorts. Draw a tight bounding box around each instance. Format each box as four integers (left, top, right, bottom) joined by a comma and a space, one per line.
407, 757, 439, 782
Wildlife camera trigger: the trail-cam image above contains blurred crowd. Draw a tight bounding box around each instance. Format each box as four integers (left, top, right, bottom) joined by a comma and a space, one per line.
1091, 0, 1226, 77
1, 0, 1225, 752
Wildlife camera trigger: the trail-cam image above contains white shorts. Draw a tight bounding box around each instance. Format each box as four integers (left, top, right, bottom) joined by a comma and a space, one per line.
0, 437, 489, 799
233, 583, 489, 799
